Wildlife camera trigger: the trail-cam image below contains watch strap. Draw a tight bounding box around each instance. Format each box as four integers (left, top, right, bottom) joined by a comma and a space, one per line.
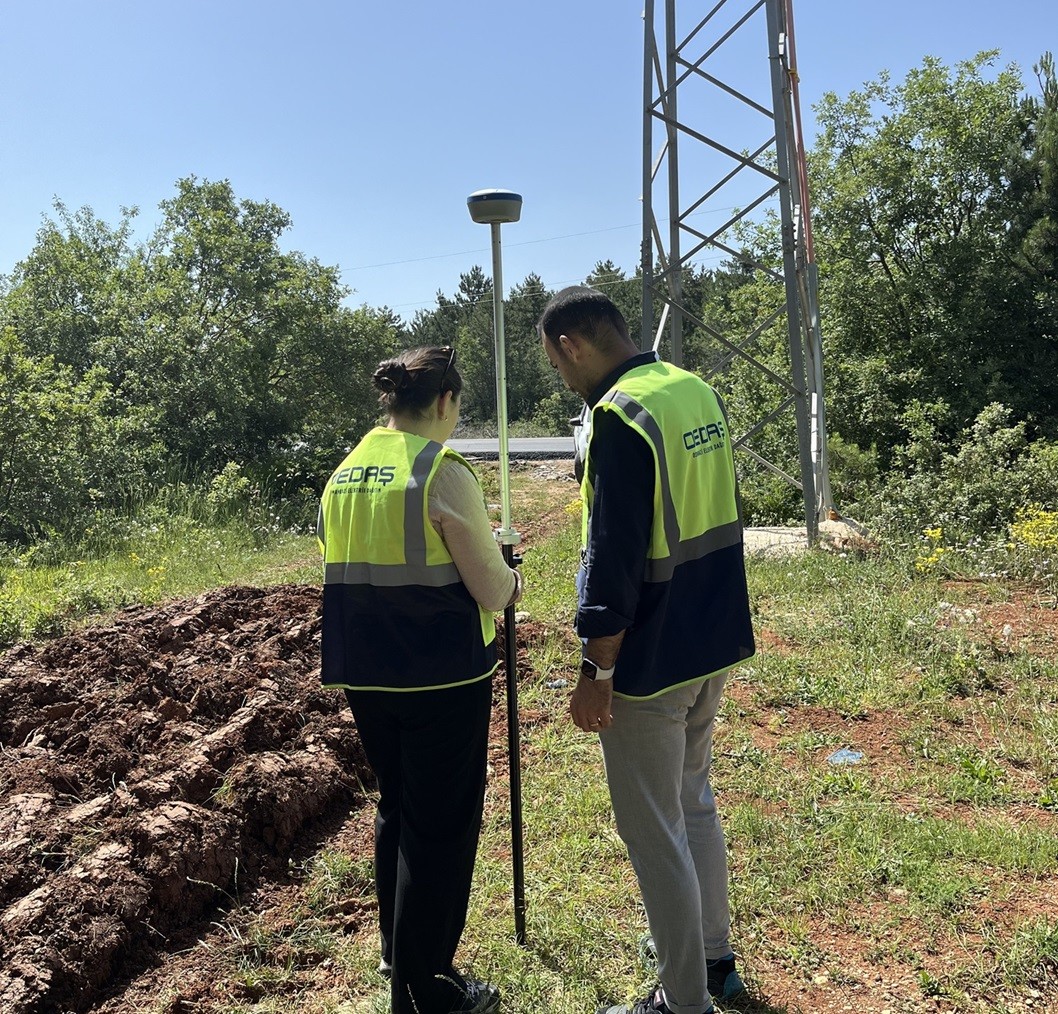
581, 657, 616, 681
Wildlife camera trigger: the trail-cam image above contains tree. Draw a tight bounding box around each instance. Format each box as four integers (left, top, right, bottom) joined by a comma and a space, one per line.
585, 260, 641, 341
109, 176, 353, 470
280, 304, 401, 484
0, 202, 139, 376
501, 273, 554, 423
409, 268, 500, 424
810, 52, 1058, 457
0, 331, 123, 541
1009, 52, 1058, 392
0, 177, 401, 498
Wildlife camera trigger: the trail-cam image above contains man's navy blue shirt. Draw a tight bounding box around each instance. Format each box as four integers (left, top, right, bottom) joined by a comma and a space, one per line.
576, 351, 658, 640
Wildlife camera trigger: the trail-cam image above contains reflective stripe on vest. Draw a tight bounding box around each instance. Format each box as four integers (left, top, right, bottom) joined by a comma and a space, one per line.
322, 439, 461, 587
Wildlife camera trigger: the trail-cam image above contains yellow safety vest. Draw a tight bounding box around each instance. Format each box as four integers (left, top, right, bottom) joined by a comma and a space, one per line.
318, 427, 497, 691
582, 361, 755, 698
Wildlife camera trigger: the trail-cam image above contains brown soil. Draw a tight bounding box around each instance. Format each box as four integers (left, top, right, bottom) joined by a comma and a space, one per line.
940, 579, 1058, 659
0, 585, 364, 1012
0, 583, 551, 1014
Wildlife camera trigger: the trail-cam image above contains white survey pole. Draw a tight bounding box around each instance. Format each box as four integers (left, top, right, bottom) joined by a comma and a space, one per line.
466, 187, 526, 945
467, 189, 522, 544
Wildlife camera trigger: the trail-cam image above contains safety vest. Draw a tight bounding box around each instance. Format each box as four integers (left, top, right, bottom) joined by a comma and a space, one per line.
318, 427, 497, 692
582, 360, 755, 698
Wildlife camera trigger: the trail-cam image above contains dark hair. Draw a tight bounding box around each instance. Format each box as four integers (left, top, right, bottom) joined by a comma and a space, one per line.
372, 345, 462, 416
537, 286, 630, 348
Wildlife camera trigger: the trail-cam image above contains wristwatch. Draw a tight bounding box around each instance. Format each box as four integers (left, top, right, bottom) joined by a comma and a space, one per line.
580, 657, 616, 682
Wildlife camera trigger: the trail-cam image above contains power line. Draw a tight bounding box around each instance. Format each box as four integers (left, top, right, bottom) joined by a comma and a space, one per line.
342, 221, 640, 274
353, 201, 775, 313
377, 248, 744, 315
342, 200, 777, 274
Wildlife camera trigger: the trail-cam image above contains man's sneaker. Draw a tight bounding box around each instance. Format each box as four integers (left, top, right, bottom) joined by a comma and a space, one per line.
637, 935, 746, 1001
378, 956, 392, 978
705, 955, 745, 1002
450, 979, 500, 1014
596, 986, 672, 1014
597, 986, 714, 1014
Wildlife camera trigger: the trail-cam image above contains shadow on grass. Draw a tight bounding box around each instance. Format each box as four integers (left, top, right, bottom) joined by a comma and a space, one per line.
720, 991, 799, 1014
592, 988, 797, 1014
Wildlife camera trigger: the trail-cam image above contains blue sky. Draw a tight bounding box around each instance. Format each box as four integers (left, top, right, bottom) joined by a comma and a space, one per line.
1, 0, 1053, 321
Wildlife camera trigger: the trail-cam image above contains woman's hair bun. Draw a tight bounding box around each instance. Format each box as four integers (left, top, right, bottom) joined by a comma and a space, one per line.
373, 361, 411, 393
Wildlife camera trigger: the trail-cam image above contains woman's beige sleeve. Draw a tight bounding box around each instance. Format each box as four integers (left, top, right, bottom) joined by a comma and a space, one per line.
429, 459, 521, 612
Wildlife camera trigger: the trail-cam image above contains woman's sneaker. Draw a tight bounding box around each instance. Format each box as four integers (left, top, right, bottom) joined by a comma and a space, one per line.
450, 979, 500, 1014
380, 967, 499, 1014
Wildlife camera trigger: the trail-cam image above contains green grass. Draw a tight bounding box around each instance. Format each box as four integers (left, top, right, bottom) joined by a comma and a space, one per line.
0, 516, 319, 647
520, 523, 579, 620
463, 538, 1056, 1013
5, 486, 1058, 1012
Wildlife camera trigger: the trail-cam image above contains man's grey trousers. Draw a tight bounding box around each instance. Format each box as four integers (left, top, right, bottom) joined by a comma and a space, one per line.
599, 672, 732, 1014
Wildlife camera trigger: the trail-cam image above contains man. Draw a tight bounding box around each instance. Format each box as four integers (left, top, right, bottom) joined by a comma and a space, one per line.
537, 287, 755, 1014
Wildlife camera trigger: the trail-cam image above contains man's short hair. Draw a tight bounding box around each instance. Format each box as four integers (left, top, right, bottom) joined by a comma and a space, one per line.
537, 286, 630, 349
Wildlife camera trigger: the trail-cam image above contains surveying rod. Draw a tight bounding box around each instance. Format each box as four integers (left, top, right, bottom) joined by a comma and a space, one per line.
466, 188, 526, 945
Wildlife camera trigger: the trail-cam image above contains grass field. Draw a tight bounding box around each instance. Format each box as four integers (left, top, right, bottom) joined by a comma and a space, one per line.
4, 464, 1057, 1013
438, 495, 1058, 1014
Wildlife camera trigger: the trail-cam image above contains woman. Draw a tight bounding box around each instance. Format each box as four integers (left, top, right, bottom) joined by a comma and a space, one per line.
317, 346, 520, 1014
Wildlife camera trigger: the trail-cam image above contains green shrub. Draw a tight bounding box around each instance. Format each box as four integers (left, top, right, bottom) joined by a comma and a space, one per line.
528, 391, 581, 436
860, 403, 1058, 546
737, 468, 803, 526
206, 462, 259, 522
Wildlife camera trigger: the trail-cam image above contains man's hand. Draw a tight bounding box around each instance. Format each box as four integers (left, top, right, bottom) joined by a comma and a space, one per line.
570, 674, 614, 733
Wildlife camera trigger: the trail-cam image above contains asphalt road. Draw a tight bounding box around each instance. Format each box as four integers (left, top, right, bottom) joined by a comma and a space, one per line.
449, 437, 574, 459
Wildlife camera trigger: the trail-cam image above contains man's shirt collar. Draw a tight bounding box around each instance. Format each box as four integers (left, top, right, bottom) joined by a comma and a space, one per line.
587, 350, 660, 408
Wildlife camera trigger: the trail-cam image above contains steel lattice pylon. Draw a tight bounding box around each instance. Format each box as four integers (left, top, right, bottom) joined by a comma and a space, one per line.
641, 0, 833, 539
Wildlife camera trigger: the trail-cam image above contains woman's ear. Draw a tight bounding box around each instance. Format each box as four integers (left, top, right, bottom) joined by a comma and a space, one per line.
439, 389, 454, 420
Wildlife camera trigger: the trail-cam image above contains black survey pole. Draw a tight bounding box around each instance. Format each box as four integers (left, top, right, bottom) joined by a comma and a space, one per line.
466, 188, 526, 945
500, 543, 525, 945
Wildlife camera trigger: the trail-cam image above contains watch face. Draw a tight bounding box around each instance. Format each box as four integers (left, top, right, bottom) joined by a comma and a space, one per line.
580, 658, 597, 680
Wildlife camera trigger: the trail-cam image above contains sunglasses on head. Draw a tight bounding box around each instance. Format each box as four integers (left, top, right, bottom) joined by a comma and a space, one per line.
439, 346, 457, 392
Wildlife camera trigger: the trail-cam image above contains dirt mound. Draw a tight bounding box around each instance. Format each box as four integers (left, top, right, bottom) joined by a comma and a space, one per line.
0, 584, 371, 1014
